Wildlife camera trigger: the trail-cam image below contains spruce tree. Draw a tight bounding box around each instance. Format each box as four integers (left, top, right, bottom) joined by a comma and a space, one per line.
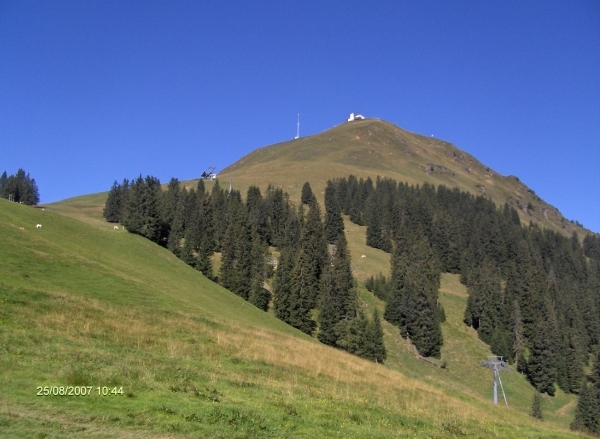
318, 234, 357, 346
528, 298, 559, 396
512, 301, 526, 372
298, 201, 328, 308
1, 169, 40, 205
122, 175, 145, 235
103, 181, 122, 222
531, 392, 543, 420
317, 264, 339, 346
273, 246, 296, 323
324, 180, 344, 244
167, 188, 187, 256
0, 171, 7, 193
160, 177, 181, 233
301, 181, 315, 205
335, 311, 369, 357
195, 200, 215, 278
571, 377, 600, 434
367, 309, 387, 363
288, 249, 317, 335
247, 234, 271, 311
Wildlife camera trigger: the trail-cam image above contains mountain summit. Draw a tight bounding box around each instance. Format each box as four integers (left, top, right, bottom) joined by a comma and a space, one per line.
221, 118, 582, 236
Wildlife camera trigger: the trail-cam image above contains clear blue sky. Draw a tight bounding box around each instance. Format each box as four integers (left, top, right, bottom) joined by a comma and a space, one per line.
1, 1, 599, 232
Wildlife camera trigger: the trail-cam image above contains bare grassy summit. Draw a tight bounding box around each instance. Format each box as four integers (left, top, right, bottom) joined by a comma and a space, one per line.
220, 118, 585, 236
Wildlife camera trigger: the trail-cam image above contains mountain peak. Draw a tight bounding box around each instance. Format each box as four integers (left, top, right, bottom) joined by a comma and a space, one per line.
220, 119, 587, 237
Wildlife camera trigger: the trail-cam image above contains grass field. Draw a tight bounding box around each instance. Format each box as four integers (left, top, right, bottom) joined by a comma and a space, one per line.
0, 198, 588, 438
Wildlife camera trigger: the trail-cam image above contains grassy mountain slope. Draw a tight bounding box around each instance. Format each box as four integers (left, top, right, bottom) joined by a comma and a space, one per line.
1, 199, 583, 438
219, 118, 588, 237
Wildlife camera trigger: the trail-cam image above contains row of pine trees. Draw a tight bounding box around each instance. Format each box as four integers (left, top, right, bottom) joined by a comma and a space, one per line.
103, 176, 386, 363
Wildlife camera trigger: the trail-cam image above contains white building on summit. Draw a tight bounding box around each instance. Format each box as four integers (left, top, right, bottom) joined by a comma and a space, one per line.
347, 113, 365, 122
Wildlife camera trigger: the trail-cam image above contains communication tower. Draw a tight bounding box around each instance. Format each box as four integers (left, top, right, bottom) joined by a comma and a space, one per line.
295, 114, 300, 139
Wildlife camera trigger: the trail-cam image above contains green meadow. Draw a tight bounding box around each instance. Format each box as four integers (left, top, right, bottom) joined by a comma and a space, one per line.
0, 198, 586, 438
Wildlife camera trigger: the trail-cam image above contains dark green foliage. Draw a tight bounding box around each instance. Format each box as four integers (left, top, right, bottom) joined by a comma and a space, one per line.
1, 168, 40, 205
572, 356, 600, 434
335, 311, 369, 357
385, 233, 443, 358
0, 171, 7, 193
122, 175, 163, 244
167, 187, 187, 255
103, 180, 124, 222
365, 273, 392, 301
333, 173, 599, 387
219, 200, 252, 300
583, 234, 600, 261
366, 309, 387, 363
296, 202, 328, 308
531, 392, 543, 420
318, 264, 341, 346
288, 249, 318, 335
247, 235, 271, 311
437, 303, 446, 323
571, 375, 600, 435
324, 180, 345, 243
273, 246, 296, 323
301, 181, 316, 205
463, 260, 506, 344
512, 300, 526, 371
527, 298, 559, 396
318, 234, 357, 345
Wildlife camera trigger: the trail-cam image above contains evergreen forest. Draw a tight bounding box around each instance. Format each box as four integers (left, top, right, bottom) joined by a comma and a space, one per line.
0, 168, 40, 205
103, 176, 386, 364
104, 175, 600, 434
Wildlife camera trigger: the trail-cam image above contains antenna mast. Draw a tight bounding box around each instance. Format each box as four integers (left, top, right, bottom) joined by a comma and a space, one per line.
295, 114, 300, 139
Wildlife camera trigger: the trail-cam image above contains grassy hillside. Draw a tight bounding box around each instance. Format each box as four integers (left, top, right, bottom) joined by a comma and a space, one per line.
219, 118, 589, 237
0, 199, 585, 438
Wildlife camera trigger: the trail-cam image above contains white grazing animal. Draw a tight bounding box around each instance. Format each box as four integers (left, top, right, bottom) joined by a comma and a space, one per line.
114, 225, 119, 230
36, 224, 42, 229
361, 255, 366, 259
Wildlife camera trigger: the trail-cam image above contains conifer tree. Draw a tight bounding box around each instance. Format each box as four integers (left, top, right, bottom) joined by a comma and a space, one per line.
103, 180, 123, 222
210, 180, 226, 249
512, 300, 526, 371
301, 181, 316, 205
273, 246, 297, 323
318, 233, 357, 345
324, 180, 344, 243
122, 175, 145, 235
167, 187, 187, 256
571, 376, 600, 435
528, 298, 559, 396
366, 309, 387, 363
247, 234, 270, 311
0, 171, 7, 193
288, 249, 317, 334
531, 392, 543, 420
318, 263, 340, 346
219, 203, 252, 299
136, 175, 163, 244
195, 200, 215, 278
299, 201, 328, 307
335, 311, 369, 358
386, 233, 442, 358
1, 169, 40, 205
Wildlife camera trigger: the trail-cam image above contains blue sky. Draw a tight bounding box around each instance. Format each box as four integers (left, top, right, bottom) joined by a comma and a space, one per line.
1, 1, 599, 232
